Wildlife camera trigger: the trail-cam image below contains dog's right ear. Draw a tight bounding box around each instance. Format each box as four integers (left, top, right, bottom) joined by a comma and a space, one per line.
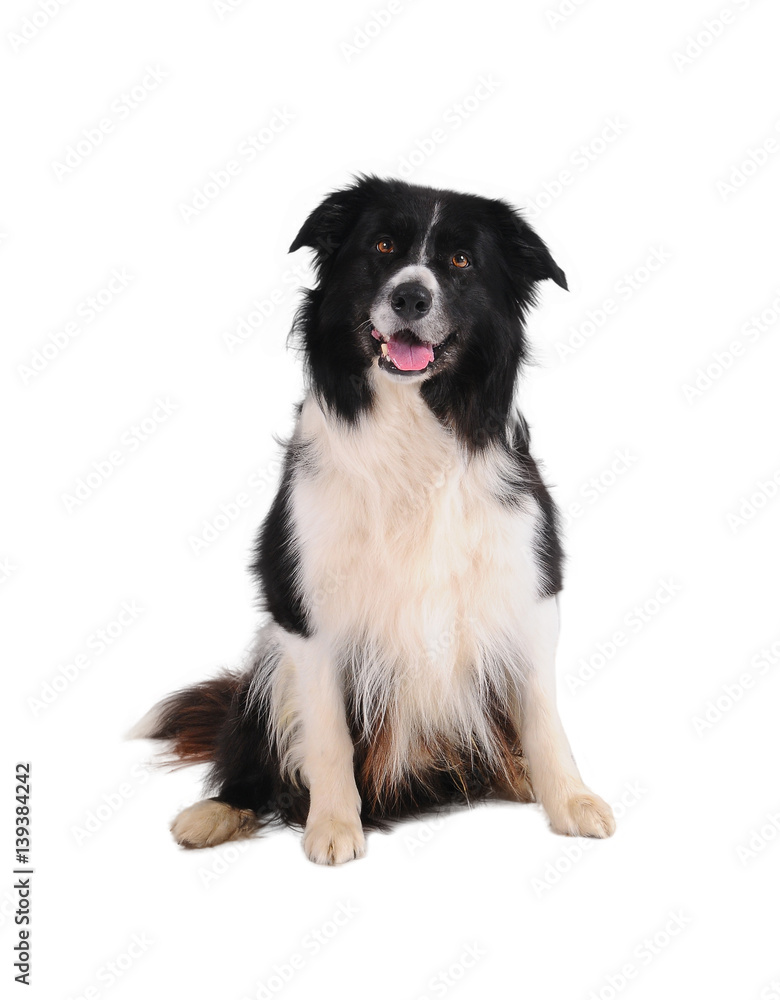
289, 178, 373, 262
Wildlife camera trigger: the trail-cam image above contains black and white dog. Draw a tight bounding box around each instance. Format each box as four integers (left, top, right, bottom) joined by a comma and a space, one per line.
133, 176, 615, 863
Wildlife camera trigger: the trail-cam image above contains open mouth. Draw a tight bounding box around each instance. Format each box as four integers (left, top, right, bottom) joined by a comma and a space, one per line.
370, 328, 452, 375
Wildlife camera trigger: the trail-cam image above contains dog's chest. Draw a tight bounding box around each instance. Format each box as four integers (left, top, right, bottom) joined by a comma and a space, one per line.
292, 384, 542, 672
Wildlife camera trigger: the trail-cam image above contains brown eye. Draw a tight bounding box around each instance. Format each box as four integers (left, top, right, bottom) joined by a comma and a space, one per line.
376, 238, 394, 254
452, 252, 470, 268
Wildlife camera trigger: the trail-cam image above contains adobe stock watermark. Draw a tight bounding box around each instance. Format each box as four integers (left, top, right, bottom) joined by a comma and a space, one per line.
421, 614, 478, 675
27, 601, 144, 717
178, 108, 295, 223
717, 118, 780, 201
545, 0, 592, 30
188, 457, 281, 555
691, 636, 780, 736
727, 463, 780, 533
221, 262, 308, 353
415, 944, 486, 1000
391, 609, 478, 692
1, 557, 18, 586
524, 116, 629, 220
239, 901, 358, 1000
405, 451, 458, 519
395, 75, 500, 178
559, 448, 639, 529
585, 910, 691, 1000
7, 0, 72, 52
530, 780, 647, 896
211, 0, 253, 19
61, 397, 178, 513
759, 975, 780, 1000
67, 933, 153, 1000
197, 789, 309, 887
52, 67, 168, 179
565, 579, 683, 695
404, 816, 446, 856
17, 268, 134, 385
340, 1, 415, 63
70, 763, 153, 846
553, 247, 672, 363
672, 0, 761, 73
310, 568, 350, 610
736, 806, 780, 866
682, 287, 780, 402
197, 839, 254, 888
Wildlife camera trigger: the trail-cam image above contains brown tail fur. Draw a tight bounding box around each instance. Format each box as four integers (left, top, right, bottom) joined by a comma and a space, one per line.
135, 671, 242, 767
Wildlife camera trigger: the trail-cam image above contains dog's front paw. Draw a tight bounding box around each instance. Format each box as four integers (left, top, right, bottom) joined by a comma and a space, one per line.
171, 799, 260, 849
303, 814, 366, 865
547, 790, 616, 839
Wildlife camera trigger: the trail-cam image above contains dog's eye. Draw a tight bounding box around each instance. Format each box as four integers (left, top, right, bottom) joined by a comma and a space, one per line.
451, 252, 471, 268
376, 239, 395, 254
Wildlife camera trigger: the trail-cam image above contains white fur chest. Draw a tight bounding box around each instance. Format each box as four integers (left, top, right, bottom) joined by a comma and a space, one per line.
290, 378, 543, 743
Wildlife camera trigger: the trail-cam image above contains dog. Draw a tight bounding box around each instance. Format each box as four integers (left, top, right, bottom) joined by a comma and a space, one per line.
132, 175, 616, 864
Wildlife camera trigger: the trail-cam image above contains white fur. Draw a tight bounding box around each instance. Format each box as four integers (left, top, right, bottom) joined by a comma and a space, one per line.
515, 596, 615, 837
125, 702, 166, 741
256, 365, 614, 855
417, 200, 441, 262
170, 800, 259, 849
370, 263, 449, 346
293, 373, 536, 765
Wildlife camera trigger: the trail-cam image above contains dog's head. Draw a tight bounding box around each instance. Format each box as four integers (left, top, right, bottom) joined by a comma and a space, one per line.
290, 176, 566, 445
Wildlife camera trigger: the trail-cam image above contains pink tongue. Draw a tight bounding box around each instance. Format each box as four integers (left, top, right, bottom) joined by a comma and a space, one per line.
386, 335, 434, 371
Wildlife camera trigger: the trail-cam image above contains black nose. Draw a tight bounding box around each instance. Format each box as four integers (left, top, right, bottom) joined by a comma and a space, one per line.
390, 282, 432, 322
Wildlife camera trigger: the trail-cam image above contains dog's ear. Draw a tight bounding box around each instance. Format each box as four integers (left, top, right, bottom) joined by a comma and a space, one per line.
289, 179, 372, 261
500, 205, 567, 290
515, 216, 567, 289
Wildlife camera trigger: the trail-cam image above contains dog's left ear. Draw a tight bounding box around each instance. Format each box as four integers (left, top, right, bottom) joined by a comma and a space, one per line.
289, 178, 372, 261
514, 215, 568, 290
503, 207, 568, 290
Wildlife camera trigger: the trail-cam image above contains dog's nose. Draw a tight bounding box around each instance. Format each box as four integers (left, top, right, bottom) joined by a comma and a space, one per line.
390, 282, 432, 321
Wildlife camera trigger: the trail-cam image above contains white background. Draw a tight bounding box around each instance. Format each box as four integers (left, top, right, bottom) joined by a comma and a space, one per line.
3, 1, 780, 998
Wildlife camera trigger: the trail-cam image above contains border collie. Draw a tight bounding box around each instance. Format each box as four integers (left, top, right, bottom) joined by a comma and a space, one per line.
132, 176, 616, 863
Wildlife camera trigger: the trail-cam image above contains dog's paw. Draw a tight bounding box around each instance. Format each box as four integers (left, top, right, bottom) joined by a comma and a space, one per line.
303, 815, 366, 865
548, 790, 616, 839
170, 799, 260, 849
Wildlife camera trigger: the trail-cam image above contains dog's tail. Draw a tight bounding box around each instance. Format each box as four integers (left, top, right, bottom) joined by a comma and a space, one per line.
128, 671, 242, 767
130, 663, 311, 827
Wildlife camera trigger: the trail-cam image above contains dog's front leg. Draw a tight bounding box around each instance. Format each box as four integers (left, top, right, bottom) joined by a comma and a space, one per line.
288, 634, 365, 864
519, 596, 616, 838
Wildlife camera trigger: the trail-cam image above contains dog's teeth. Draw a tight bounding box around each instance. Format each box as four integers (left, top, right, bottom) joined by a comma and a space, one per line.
380, 343, 389, 357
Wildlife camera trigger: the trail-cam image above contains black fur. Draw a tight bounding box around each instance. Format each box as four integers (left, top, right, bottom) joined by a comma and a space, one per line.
504, 414, 565, 598
289, 175, 566, 442
154, 671, 529, 831
249, 441, 311, 637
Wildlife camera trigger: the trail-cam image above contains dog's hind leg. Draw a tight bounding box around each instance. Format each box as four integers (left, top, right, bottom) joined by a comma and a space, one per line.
165, 672, 280, 850
170, 799, 260, 849
283, 633, 365, 865
518, 596, 616, 839
131, 672, 265, 849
